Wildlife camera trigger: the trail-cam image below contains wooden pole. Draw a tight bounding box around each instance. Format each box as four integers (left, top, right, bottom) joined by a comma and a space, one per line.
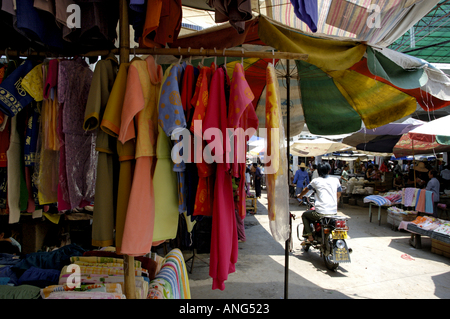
119, 0, 136, 300
284, 59, 291, 300
0, 48, 308, 61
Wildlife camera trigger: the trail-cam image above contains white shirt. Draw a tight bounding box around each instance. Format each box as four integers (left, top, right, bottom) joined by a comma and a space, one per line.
307, 176, 342, 215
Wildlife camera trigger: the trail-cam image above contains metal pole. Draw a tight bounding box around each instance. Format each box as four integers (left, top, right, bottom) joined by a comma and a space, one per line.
284, 59, 291, 300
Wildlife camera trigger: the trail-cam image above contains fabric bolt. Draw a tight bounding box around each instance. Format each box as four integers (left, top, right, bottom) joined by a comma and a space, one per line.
203, 67, 238, 291
83, 55, 118, 247
148, 277, 173, 299
58, 58, 97, 209
290, 0, 319, 32
208, 0, 253, 34
119, 56, 163, 256
425, 191, 435, 215
264, 63, 290, 242
0, 59, 34, 117
165, 248, 191, 299
228, 62, 259, 219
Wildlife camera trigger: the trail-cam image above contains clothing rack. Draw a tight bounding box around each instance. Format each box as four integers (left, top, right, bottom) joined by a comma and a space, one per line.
0, 0, 307, 299
0, 47, 308, 61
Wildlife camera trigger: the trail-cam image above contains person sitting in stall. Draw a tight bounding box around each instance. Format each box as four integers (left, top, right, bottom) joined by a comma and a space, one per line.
425, 170, 440, 217
370, 164, 381, 181
407, 162, 429, 188
0, 225, 21, 253
365, 165, 374, 181
393, 174, 404, 190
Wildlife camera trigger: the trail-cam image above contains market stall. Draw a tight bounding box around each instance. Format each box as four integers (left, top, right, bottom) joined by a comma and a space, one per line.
1, 0, 450, 300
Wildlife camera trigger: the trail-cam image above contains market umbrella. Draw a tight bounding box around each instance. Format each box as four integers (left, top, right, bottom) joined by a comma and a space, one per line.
342, 118, 425, 153
290, 138, 352, 157
393, 133, 450, 158
408, 115, 450, 143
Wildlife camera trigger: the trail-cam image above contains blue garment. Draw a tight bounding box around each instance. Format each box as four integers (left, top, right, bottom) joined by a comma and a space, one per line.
159, 63, 188, 214
294, 169, 310, 191
0, 59, 34, 117
18, 266, 60, 288
290, 0, 319, 32
426, 177, 440, 203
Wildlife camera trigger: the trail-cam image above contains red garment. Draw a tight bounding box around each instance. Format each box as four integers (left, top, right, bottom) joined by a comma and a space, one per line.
43, 59, 59, 100
228, 63, 259, 219
190, 65, 216, 217
0, 119, 10, 167
203, 67, 237, 291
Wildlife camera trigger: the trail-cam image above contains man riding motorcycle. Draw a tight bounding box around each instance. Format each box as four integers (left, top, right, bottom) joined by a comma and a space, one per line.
297, 162, 342, 244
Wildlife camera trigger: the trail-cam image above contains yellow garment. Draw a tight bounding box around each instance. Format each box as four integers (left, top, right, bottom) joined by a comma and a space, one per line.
152, 124, 179, 243
264, 63, 290, 242
22, 63, 44, 101
43, 212, 61, 224
258, 16, 366, 71
101, 62, 131, 137
328, 69, 417, 129
152, 66, 179, 243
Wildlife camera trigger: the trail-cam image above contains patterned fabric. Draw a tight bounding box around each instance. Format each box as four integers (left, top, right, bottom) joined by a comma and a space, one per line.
0, 59, 35, 117
21, 63, 44, 102
264, 63, 290, 242
363, 195, 392, 206
158, 63, 187, 213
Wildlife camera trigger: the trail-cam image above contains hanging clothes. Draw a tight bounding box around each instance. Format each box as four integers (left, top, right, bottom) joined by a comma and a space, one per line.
100, 61, 134, 254
207, 0, 253, 34
264, 63, 290, 242
158, 63, 187, 214
0, 59, 34, 117
83, 54, 119, 247
190, 65, 216, 217
57, 58, 96, 210
228, 62, 259, 220
140, 0, 182, 48
203, 66, 237, 291
153, 64, 181, 244
119, 55, 163, 256
290, 0, 319, 32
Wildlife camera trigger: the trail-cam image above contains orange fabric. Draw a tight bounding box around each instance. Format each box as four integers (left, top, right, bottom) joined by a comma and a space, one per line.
190, 65, 216, 217
140, 0, 182, 48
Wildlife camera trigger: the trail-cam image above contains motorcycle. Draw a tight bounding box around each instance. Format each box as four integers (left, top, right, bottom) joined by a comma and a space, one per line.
296, 193, 353, 271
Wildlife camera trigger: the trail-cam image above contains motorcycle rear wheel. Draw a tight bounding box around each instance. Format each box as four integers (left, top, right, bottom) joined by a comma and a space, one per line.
323, 234, 339, 271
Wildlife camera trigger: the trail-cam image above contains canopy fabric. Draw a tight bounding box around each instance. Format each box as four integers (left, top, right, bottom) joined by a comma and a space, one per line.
350, 58, 450, 111
327, 68, 418, 129
258, 16, 367, 71
290, 138, 351, 157
369, 47, 450, 102
265, 0, 439, 47
408, 115, 450, 143
393, 134, 450, 157
296, 60, 362, 135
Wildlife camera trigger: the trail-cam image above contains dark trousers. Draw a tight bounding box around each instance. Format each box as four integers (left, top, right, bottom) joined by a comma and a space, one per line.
302, 210, 322, 237
255, 178, 261, 197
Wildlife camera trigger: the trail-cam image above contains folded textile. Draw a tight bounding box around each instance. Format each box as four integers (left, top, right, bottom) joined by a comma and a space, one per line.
45, 291, 125, 299
363, 195, 392, 206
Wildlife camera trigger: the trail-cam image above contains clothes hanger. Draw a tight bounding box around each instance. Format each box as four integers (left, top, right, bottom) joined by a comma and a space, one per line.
223, 48, 227, 65
188, 47, 192, 65
178, 47, 183, 64
241, 48, 244, 66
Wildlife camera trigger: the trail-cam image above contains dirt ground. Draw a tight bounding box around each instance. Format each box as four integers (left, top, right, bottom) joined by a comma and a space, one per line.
184, 189, 450, 299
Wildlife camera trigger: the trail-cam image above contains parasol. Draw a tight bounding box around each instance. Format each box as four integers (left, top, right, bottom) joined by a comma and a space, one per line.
290, 138, 352, 157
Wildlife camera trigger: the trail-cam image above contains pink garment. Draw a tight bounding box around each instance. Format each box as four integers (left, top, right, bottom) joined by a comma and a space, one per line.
203, 67, 238, 291
120, 156, 155, 256
119, 56, 162, 256
416, 190, 426, 213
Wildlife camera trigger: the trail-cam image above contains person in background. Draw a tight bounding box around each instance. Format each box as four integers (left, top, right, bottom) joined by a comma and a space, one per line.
0, 225, 21, 253
370, 164, 381, 181
253, 163, 262, 198
311, 164, 319, 181
294, 162, 310, 202
440, 164, 450, 190
341, 165, 349, 184
393, 174, 404, 190
426, 169, 440, 217
297, 162, 342, 244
